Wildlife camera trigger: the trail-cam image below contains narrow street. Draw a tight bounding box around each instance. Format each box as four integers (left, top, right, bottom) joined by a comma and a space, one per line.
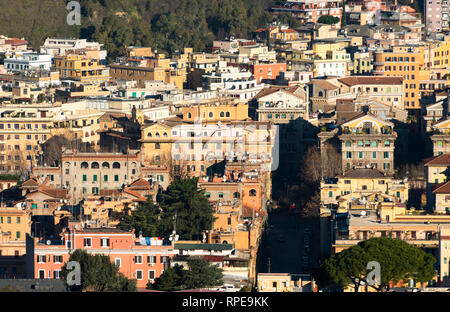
257, 210, 320, 275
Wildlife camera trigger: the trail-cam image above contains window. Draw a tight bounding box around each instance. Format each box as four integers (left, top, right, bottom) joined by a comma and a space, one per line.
83, 175, 87, 182
39, 270, 45, 279
54, 270, 61, 279
83, 238, 92, 247
37, 255, 46, 263
383, 152, 389, 159
249, 189, 257, 196
135, 255, 143, 264
16, 231, 20, 239
114, 175, 119, 182
101, 238, 110, 247
115, 258, 121, 268
148, 270, 155, 280
16, 217, 20, 224
104, 175, 108, 182
373, 152, 377, 159
345, 141, 351, 147
359, 152, 363, 159
329, 191, 333, 198
136, 270, 143, 280
54, 255, 63, 263
147, 256, 156, 265
7, 217, 11, 224
346, 151, 352, 159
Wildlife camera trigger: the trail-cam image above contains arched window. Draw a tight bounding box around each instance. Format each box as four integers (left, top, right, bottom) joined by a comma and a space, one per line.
249, 189, 257, 197
222, 240, 228, 244
91, 162, 99, 169
226, 112, 230, 117
102, 162, 110, 169
209, 112, 213, 118
155, 132, 160, 138
188, 112, 192, 118
163, 132, 168, 138
147, 132, 152, 137
220, 112, 225, 117
155, 143, 161, 149
81, 162, 89, 169
113, 162, 121, 169
85, 132, 89, 137
233, 192, 240, 199
318, 91, 324, 97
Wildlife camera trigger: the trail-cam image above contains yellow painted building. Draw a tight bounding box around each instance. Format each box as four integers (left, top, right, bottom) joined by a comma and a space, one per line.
374, 46, 425, 109
54, 54, 110, 84
0, 204, 31, 256
0, 110, 52, 174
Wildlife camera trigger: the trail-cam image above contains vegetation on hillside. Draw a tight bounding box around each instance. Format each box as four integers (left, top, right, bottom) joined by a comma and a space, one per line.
0, 0, 278, 59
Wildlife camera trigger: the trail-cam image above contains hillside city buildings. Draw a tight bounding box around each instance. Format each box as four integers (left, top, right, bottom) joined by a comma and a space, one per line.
2, 0, 450, 293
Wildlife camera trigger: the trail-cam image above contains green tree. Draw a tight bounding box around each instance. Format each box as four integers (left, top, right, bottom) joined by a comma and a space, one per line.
147, 259, 223, 291
147, 264, 186, 291
61, 249, 137, 292
314, 238, 436, 292
158, 177, 215, 240
182, 259, 223, 289
317, 15, 340, 25
119, 196, 160, 236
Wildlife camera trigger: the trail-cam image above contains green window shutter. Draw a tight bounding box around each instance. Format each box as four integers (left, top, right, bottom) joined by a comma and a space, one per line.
104, 175, 108, 182
93, 175, 97, 182
31, 204, 37, 209
373, 152, 377, 159
114, 175, 119, 182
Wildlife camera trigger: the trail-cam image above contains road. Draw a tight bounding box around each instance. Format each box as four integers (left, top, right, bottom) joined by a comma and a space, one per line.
257, 210, 320, 275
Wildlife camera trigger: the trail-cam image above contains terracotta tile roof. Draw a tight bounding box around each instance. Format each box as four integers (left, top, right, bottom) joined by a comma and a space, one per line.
100, 189, 121, 197
21, 178, 39, 187
337, 168, 393, 179
129, 178, 151, 189
433, 181, 450, 194
424, 154, 450, 166
338, 76, 403, 86
311, 79, 338, 90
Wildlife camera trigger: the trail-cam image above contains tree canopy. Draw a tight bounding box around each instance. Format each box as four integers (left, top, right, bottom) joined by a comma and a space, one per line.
61, 249, 137, 292
314, 237, 436, 292
147, 259, 223, 291
119, 177, 215, 240
317, 15, 340, 25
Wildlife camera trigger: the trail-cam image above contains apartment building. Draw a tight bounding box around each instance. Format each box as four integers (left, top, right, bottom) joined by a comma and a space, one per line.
0, 204, 31, 255
320, 168, 409, 208
4, 53, 52, 73
337, 76, 404, 109
30, 227, 175, 289
40, 38, 107, 61
425, 0, 450, 33
53, 54, 110, 85
339, 113, 397, 173
272, 0, 344, 28
374, 45, 425, 110
140, 119, 275, 177
0, 109, 52, 174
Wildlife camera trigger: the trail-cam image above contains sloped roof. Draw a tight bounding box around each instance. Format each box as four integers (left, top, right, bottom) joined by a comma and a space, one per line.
337, 168, 393, 179
433, 181, 450, 194
424, 154, 450, 166
311, 79, 339, 90
338, 76, 403, 86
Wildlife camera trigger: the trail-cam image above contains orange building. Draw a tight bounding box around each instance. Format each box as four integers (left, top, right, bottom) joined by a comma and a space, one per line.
31, 227, 175, 289
373, 46, 425, 110
251, 63, 287, 83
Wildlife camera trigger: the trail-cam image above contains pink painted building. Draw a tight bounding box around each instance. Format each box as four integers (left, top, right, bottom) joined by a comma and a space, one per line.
29, 226, 176, 289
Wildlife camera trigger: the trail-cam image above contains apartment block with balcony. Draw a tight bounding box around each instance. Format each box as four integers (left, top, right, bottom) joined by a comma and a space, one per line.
53, 54, 109, 85
339, 113, 397, 173
373, 46, 425, 110
30, 227, 175, 289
